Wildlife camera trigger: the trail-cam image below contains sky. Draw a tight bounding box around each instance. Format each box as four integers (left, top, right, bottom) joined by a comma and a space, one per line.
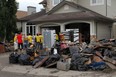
16, 0, 43, 12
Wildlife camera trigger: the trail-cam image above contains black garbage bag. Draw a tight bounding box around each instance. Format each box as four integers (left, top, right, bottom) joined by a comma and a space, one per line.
32, 55, 47, 66
111, 51, 116, 60
18, 54, 32, 65
69, 46, 80, 55
82, 47, 93, 54
26, 48, 34, 56
70, 53, 89, 71
103, 49, 112, 58
45, 54, 60, 66
9, 52, 20, 64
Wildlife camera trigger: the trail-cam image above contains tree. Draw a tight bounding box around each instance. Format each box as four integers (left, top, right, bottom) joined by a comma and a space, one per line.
0, 0, 17, 42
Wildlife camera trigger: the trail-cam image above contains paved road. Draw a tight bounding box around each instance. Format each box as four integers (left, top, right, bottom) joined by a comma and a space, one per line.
0, 52, 116, 77
0, 71, 37, 77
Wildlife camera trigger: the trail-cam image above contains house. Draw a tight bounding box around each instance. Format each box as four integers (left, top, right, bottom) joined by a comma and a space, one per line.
20, 0, 116, 43
16, 10, 28, 30
18, 6, 46, 35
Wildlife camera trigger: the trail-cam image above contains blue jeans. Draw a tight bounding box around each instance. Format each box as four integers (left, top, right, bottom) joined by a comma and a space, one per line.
23, 41, 28, 49
39, 43, 43, 50
36, 42, 40, 49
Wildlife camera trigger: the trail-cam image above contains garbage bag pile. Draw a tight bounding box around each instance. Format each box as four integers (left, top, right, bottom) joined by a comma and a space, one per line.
9, 39, 116, 71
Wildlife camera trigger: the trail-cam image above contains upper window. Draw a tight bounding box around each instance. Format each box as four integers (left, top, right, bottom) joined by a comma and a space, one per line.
90, 0, 104, 6
107, 0, 111, 6
53, 0, 63, 6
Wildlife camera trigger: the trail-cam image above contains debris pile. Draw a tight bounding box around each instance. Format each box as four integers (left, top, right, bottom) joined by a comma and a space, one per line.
9, 39, 116, 71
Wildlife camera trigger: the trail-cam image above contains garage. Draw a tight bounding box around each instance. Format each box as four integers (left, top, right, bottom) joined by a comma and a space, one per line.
65, 23, 90, 43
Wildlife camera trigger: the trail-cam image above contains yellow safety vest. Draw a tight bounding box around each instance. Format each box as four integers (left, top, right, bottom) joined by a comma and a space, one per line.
39, 35, 43, 43
56, 34, 59, 41
35, 36, 39, 42
14, 36, 17, 42
28, 35, 32, 43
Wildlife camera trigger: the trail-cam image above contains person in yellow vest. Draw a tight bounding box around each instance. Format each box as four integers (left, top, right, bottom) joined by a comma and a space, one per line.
35, 33, 40, 50
55, 34, 59, 42
38, 33, 43, 50
27, 33, 33, 47
14, 33, 18, 51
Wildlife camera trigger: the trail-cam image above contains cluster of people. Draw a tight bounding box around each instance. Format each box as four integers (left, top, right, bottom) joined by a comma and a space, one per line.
14, 32, 43, 51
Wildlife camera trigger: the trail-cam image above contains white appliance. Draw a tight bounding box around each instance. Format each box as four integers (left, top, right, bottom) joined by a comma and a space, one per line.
42, 30, 56, 48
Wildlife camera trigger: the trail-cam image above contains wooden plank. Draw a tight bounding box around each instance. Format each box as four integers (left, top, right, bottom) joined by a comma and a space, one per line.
103, 56, 113, 63
103, 56, 116, 69
45, 61, 57, 68
105, 62, 116, 70
33, 56, 49, 68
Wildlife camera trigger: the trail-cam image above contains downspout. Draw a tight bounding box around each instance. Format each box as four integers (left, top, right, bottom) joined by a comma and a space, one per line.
110, 25, 112, 38
95, 22, 98, 39
106, 0, 107, 16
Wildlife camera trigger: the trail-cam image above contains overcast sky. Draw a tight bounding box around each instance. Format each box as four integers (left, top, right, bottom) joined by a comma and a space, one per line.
16, 0, 43, 12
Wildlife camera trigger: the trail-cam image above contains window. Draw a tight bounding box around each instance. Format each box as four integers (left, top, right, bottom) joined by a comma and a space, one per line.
107, 0, 111, 6
26, 25, 36, 35
92, 0, 97, 4
53, 0, 63, 6
91, 0, 104, 6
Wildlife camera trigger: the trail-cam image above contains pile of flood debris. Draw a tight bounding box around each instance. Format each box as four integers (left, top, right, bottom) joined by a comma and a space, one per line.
9, 39, 116, 71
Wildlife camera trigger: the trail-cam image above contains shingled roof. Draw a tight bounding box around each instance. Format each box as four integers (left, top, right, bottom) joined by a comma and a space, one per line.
18, 9, 46, 22
39, 0, 47, 4
16, 10, 28, 19
28, 11, 114, 24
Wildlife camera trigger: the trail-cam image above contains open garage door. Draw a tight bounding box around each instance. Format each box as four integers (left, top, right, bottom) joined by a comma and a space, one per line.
65, 23, 90, 44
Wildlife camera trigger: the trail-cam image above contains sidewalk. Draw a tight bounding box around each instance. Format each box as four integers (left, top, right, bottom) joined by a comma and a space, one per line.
0, 52, 116, 77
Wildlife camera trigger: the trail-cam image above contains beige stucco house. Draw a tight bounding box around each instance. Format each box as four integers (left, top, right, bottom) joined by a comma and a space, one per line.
19, 0, 116, 43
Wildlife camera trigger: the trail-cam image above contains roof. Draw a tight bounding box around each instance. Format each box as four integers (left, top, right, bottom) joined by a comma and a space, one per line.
18, 9, 46, 22
39, 0, 47, 4
16, 10, 28, 19
28, 1, 114, 24
28, 11, 114, 24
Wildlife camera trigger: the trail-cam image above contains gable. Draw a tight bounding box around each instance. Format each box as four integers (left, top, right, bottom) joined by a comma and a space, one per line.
53, 4, 82, 14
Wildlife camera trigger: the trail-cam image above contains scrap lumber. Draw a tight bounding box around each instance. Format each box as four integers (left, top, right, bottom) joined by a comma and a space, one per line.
33, 56, 49, 68
105, 62, 116, 69
103, 56, 116, 69
45, 61, 57, 68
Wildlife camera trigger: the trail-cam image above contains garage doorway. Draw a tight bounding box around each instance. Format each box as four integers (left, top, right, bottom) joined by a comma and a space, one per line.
65, 23, 90, 44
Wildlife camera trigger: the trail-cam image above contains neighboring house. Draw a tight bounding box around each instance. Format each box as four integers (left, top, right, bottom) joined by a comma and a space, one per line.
16, 10, 28, 30
21, 0, 116, 43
